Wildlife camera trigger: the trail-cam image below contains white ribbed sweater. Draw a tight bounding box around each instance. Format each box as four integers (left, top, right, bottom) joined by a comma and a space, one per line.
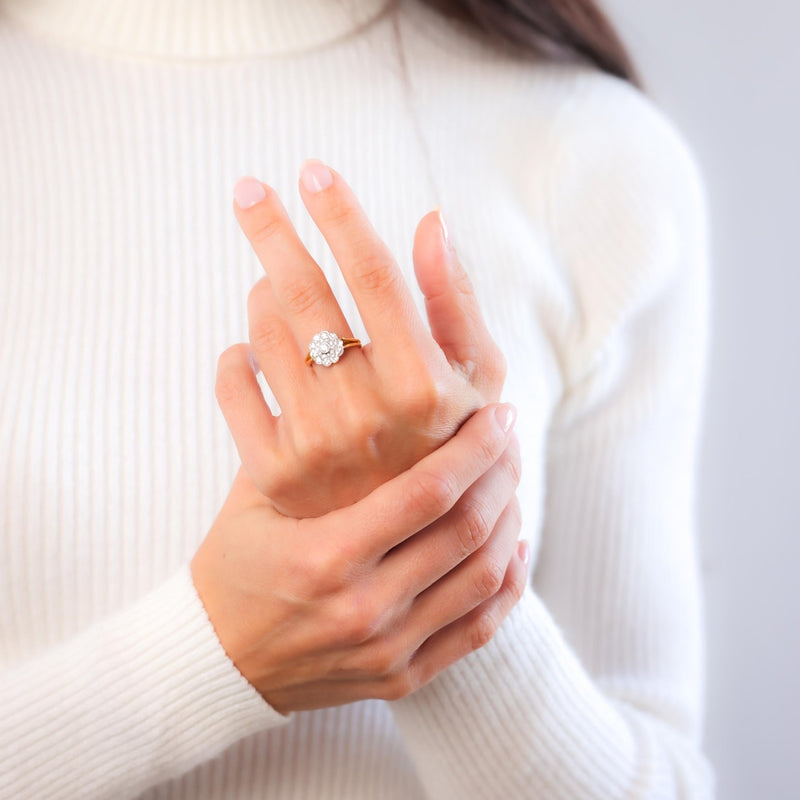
0, 0, 715, 797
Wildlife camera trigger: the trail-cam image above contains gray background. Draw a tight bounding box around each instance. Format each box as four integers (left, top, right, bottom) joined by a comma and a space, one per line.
602, 2, 799, 797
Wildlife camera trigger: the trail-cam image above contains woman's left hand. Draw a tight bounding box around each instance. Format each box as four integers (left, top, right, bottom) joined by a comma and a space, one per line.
216, 159, 507, 518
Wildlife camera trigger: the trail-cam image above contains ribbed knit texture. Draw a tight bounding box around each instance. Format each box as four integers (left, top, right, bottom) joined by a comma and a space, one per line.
0, 0, 715, 797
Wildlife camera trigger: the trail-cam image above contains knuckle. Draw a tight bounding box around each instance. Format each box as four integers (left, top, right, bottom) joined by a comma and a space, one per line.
454, 499, 492, 558
249, 314, 287, 356
338, 607, 378, 647
331, 586, 387, 647
250, 215, 284, 246
474, 430, 502, 471
338, 399, 384, 451
380, 671, 414, 702
302, 542, 351, 595
352, 407, 384, 447
469, 608, 500, 652
363, 642, 405, 679
474, 556, 505, 601
319, 193, 358, 228
293, 425, 333, 466
352, 252, 400, 295
408, 469, 459, 518
280, 278, 325, 318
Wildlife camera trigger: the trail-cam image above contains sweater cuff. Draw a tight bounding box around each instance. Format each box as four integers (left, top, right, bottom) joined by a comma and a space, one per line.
391, 586, 642, 799
1, 562, 289, 800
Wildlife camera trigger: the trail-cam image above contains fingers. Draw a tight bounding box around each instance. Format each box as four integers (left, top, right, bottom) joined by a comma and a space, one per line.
412, 208, 506, 399
215, 341, 279, 480
403, 492, 522, 648
297, 159, 436, 363
378, 431, 521, 600
330, 402, 517, 561
245, 277, 310, 415
233, 176, 353, 349
406, 539, 530, 693
318, 530, 529, 704
248, 540, 530, 712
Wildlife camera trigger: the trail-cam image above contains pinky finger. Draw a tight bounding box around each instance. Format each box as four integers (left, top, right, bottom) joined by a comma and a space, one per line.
215, 342, 279, 488
406, 542, 530, 691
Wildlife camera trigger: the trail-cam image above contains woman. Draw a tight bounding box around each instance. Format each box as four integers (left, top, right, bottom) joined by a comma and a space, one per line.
0, 0, 714, 797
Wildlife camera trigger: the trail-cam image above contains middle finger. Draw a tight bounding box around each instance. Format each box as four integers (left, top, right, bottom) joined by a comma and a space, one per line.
297, 159, 438, 366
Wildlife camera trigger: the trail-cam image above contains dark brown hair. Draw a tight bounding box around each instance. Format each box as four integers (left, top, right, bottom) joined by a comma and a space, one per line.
417, 0, 645, 92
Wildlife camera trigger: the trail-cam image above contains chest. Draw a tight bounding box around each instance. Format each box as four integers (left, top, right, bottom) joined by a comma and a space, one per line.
0, 51, 561, 658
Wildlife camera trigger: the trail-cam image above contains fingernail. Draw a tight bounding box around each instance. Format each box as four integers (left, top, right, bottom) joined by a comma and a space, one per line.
300, 159, 333, 193
494, 403, 516, 433
247, 347, 261, 376
517, 540, 530, 567
434, 205, 455, 252
233, 176, 267, 210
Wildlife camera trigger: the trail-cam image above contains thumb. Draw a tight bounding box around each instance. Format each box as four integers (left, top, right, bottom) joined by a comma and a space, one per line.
412, 207, 505, 399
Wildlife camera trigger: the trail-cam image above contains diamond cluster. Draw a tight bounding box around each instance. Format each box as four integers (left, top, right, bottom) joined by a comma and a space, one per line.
308, 331, 344, 366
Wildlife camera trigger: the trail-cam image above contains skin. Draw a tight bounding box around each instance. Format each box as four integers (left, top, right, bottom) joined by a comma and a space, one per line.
192, 406, 525, 714
216, 160, 507, 518
191, 160, 527, 714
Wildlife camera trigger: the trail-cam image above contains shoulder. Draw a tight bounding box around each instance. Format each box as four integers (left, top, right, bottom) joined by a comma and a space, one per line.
534, 65, 711, 373
545, 65, 709, 239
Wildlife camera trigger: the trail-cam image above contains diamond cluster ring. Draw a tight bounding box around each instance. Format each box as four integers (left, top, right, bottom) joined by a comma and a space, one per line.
305, 331, 362, 367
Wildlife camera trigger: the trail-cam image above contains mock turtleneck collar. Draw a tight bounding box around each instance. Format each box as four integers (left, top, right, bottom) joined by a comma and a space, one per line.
0, 0, 396, 60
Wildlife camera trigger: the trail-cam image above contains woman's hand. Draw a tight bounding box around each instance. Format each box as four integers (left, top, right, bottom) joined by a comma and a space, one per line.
216, 160, 507, 517
191, 402, 526, 714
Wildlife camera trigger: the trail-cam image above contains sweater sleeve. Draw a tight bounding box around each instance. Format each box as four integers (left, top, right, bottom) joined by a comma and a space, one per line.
390, 71, 716, 799
0, 562, 289, 800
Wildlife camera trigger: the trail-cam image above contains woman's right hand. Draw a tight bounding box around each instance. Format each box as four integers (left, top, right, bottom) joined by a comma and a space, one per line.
190, 402, 527, 714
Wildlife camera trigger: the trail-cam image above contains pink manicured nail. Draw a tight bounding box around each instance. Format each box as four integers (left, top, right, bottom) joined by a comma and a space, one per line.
518, 540, 530, 567
300, 159, 333, 193
234, 177, 266, 209
495, 403, 516, 433
435, 205, 455, 252
247, 347, 261, 376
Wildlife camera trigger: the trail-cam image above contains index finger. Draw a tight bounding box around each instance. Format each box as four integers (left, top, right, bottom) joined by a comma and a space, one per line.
298, 159, 435, 360
316, 401, 517, 562
232, 177, 353, 352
